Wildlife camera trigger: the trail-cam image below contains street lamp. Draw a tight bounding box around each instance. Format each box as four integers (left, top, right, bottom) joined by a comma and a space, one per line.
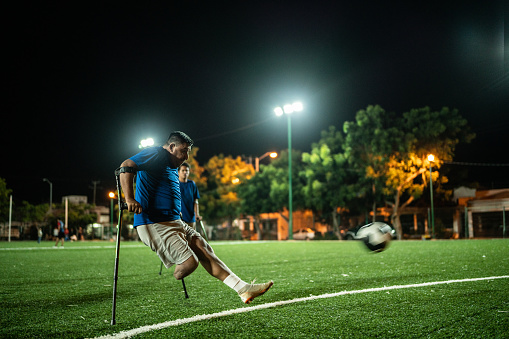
42, 178, 53, 212
109, 192, 115, 240
427, 154, 435, 239
255, 151, 278, 172
274, 101, 303, 240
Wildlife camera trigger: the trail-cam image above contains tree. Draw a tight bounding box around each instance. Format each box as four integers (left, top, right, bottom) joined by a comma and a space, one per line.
235, 149, 307, 239
236, 165, 279, 239
301, 126, 349, 236
342, 105, 404, 221
187, 146, 207, 192
266, 149, 306, 214
237, 166, 278, 215
46, 202, 97, 235
201, 154, 254, 237
0, 178, 13, 221
340, 105, 474, 239
17, 201, 48, 223
236, 149, 306, 215
383, 107, 475, 237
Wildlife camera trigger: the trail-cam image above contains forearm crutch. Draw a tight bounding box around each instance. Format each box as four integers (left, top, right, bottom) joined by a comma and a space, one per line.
158, 262, 189, 298
198, 220, 209, 243
111, 169, 128, 325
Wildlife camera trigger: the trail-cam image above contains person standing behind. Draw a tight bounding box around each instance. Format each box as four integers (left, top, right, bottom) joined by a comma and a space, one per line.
37, 227, 43, 244
178, 162, 201, 230
54, 219, 65, 248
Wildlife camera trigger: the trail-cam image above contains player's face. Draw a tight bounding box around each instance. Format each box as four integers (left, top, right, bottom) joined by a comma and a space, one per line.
168, 142, 191, 167
179, 166, 190, 181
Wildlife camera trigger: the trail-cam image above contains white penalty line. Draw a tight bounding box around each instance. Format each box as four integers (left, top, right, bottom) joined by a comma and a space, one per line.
94, 275, 509, 339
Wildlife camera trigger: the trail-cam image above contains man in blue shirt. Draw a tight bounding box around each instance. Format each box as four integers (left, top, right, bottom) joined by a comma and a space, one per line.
178, 162, 201, 230
118, 131, 272, 304
54, 219, 65, 248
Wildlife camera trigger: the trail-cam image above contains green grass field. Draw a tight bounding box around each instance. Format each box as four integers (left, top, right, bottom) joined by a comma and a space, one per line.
1, 239, 508, 338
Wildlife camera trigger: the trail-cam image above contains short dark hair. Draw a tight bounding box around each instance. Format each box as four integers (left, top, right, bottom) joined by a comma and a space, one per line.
166, 131, 193, 147
179, 162, 191, 170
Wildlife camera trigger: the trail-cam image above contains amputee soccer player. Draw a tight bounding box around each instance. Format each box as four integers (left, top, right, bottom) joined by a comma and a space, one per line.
118, 131, 273, 304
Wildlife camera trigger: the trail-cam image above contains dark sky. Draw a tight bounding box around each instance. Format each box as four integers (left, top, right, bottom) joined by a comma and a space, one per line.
3, 1, 508, 206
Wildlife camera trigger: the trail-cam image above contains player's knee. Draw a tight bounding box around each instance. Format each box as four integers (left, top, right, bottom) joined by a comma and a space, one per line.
173, 255, 199, 280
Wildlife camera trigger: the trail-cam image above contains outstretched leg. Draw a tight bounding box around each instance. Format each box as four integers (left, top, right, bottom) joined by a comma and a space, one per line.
189, 235, 273, 304
188, 235, 231, 281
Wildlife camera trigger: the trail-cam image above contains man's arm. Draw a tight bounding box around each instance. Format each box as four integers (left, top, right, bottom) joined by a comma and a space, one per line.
119, 159, 142, 214
194, 199, 201, 221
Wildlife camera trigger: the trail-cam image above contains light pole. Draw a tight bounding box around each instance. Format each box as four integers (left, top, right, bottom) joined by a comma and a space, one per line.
427, 154, 435, 239
274, 101, 303, 240
109, 192, 115, 240
255, 151, 278, 172
43, 178, 53, 212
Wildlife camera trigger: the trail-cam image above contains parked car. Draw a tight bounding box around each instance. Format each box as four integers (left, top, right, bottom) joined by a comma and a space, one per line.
293, 228, 315, 240
343, 223, 396, 240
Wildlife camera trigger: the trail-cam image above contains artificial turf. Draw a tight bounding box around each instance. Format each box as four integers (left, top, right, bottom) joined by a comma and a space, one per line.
0, 239, 508, 338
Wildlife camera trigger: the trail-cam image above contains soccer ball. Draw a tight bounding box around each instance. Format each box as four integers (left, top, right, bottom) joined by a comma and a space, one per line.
356, 222, 393, 252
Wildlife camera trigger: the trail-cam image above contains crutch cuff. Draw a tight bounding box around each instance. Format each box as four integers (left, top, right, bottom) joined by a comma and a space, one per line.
115, 167, 137, 176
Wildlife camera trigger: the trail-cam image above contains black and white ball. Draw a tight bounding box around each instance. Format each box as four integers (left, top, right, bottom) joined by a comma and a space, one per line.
357, 222, 393, 252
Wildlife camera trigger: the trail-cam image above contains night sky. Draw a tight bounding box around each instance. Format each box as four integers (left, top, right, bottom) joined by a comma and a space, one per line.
3, 2, 508, 206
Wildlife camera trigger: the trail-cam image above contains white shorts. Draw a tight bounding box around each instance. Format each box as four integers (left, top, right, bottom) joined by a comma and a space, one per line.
136, 220, 201, 268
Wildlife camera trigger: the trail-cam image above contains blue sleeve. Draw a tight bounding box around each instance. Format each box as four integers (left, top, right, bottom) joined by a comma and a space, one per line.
194, 182, 200, 200
129, 147, 165, 171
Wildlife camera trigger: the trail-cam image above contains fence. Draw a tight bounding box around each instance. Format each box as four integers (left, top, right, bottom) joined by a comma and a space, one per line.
385, 204, 507, 239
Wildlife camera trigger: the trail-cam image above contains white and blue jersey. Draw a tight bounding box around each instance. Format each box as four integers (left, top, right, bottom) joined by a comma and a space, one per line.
129, 146, 181, 227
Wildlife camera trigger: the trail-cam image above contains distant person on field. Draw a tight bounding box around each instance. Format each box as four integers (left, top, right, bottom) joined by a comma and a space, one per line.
54, 219, 65, 248
178, 162, 201, 230
37, 227, 43, 244
118, 131, 273, 304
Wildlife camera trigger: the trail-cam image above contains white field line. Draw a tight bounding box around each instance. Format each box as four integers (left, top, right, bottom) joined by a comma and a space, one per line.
0, 244, 145, 250
93, 275, 509, 339
0, 241, 269, 251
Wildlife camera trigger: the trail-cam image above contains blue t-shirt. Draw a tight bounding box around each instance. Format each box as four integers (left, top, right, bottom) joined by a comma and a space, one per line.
58, 220, 64, 232
179, 180, 200, 223
129, 146, 181, 227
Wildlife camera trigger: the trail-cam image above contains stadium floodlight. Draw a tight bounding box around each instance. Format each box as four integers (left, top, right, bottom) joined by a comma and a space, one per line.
283, 104, 294, 114
139, 138, 154, 148
292, 101, 303, 112
274, 107, 284, 116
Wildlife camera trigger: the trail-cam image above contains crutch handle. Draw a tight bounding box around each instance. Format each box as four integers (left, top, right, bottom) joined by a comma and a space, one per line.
120, 202, 128, 210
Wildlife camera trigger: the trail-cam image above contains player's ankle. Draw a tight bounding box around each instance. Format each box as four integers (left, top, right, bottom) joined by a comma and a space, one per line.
223, 274, 248, 292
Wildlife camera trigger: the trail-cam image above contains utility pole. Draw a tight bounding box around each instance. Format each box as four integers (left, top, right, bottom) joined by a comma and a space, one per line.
90, 180, 101, 205
43, 178, 53, 212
